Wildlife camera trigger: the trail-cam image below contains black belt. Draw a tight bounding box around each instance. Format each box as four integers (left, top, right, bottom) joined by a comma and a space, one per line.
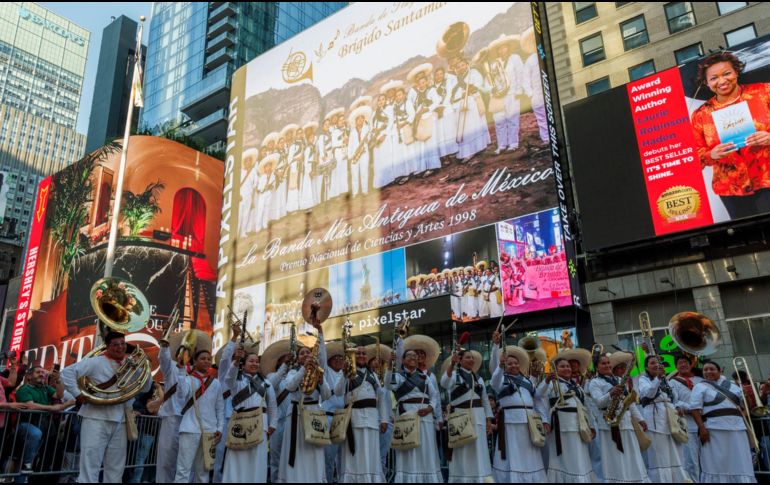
453, 400, 483, 409
497, 406, 534, 459
289, 400, 320, 467
398, 397, 428, 415
552, 407, 577, 456
352, 399, 377, 409
703, 408, 742, 420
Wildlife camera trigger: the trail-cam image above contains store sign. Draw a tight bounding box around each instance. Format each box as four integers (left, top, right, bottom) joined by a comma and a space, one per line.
18, 7, 86, 47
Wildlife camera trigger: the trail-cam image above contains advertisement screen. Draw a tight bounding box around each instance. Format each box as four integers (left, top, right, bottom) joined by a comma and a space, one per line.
218, 2, 575, 349
566, 36, 770, 250
10, 137, 224, 370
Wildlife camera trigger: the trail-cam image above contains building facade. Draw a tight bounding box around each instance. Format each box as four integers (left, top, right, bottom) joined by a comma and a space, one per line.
85, 15, 145, 153
139, 2, 347, 148
546, 2, 770, 377
0, 2, 89, 278
547, 2, 770, 103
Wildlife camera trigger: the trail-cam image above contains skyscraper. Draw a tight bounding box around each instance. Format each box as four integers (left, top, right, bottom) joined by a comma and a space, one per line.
0, 2, 89, 277
140, 2, 347, 148
85, 15, 146, 153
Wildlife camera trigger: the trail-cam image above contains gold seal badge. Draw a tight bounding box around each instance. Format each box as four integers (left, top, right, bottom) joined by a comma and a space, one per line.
656, 185, 701, 222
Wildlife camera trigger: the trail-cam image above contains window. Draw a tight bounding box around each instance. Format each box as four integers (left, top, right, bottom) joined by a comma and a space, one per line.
580, 33, 605, 66
725, 24, 756, 47
674, 43, 703, 65
574, 2, 598, 23
621, 15, 649, 51
717, 2, 747, 15
586, 77, 611, 96
629, 60, 655, 81
665, 2, 696, 33
616, 2, 631, 7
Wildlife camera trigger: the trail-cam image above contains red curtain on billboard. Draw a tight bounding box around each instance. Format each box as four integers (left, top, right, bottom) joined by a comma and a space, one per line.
95, 182, 111, 226
171, 188, 205, 252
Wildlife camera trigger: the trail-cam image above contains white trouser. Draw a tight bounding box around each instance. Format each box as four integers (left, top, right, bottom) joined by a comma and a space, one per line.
78, 417, 126, 483
156, 415, 181, 483
350, 156, 369, 196
270, 417, 287, 481
175, 432, 208, 483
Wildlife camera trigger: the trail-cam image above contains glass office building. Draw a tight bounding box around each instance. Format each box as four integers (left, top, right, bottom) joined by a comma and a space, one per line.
140, 2, 347, 147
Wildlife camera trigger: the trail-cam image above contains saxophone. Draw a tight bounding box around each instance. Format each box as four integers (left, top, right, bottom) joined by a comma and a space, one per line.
604, 364, 637, 425
300, 335, 324, 395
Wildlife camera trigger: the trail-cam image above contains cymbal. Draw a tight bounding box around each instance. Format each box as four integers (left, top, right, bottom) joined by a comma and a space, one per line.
301, 288, 333, 325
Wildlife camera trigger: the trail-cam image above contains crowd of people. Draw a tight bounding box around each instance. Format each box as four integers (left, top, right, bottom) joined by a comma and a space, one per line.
238, 27, 549, 238
2, 319, 769, 483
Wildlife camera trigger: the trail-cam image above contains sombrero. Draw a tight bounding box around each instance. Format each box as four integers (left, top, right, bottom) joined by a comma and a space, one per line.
324, 107, 345, 122
259, 339, 292, 377
242, 148, 261, 171
365, 343, 392, 363
403, 335, 440, 368
488, 34, 519, 56
407, 63, 434, 83
379, 79, 404, 95
261, 132, 280, 147
348, 105, 373, 127
349, 95, 372, 112
502, 345, 530, 375
280, 123, 300, 140
169, 329, 212, 361
258, 152, 280, 175
609, 351, 635, 371
559, 348, 592, 374
440, 349, 482, 375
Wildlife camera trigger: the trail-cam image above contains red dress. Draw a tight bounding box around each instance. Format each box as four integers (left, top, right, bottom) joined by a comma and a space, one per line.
691, 83, 770, 196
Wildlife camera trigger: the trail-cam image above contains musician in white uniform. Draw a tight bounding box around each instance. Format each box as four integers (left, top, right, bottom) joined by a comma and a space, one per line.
537, 356, 597, 483
371, 91, 396, 189
334, 345, 389, 482
587, 353, 649, 483
392, 87, 416, 179
388, 337, 443, 483
690, 360, 756, 483
172, 347, 225, 483
441, 348, 494, 482
61, 331, 153, 483
521, 28, 549, 145
323, 341, 346, 482
449, 55, 491, 161
450, 269, 464, 320
262, 340, 292, 482
489, 338, 548, 482
316, 118, 334, 203
431, 67, 459, 157
277, 337, 332, 483
284, 126, 303, 213
638, 355, 691, 482
668, 354, 703, 481
407, 64, 442, 176
238, 148, 261, 237
347, 106, 372, 197
300, 123, 318, 210
329, 110, 349, 198
488, 35, 524, 153
222, 346, 278, 483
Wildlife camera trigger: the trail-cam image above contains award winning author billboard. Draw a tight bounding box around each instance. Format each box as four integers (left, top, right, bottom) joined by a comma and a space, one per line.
566, 36, 770, 250
9, 137, 224, 370
218, 2, 575, 348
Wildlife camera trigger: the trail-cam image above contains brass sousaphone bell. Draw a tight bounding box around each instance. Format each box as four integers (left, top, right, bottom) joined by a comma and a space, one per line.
668, 311, 720, 357
76, 277, 152, 405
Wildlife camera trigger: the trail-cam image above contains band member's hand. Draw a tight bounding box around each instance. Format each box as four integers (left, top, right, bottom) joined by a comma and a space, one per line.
639, 421, 648, 432
677, 407, 684, 417
746, 131, 770, 147
710, 142, 737, 160
610, 385, 624, 397
231, 324, 242, 340
590, 428, 596, 440
214, 432, 222, 444
451, 353, 460, 366
491, 331, 501, 345
699, 426, 710, 444
233, 347, 245, 363
543, 423, 552, 435
545, 372, 555, 384
380, 423, 388, 434
417, 406, 432, 417
267, 426, 276, 437
486, 419, 493, 436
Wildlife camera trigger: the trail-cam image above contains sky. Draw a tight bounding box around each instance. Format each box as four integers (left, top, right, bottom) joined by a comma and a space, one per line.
41, 2, 152, 136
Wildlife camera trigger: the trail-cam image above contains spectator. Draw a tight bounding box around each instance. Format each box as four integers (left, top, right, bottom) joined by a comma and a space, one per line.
1, 352, 26, 398
0, 366, 28, 474
12, 365, 65, 483
125, 384, 161, 483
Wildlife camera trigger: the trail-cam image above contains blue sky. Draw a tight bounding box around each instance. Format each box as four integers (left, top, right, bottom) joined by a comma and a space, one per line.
41, 3, 152, 136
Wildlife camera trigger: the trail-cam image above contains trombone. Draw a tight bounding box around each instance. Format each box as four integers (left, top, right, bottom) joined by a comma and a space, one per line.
732, 357, 769, 452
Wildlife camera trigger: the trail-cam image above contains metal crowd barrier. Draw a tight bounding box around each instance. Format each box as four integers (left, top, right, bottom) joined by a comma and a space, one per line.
756, 415, 770, 478
0, 408, 161, 482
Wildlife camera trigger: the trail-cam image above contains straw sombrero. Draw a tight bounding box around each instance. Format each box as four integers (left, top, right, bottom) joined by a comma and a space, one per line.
280, 123, 300, 140
488, 34, 519, 56
258, 152, 279, 175
502, 345, 530, 374
379, 79, 404, 95
476, 261, 488, 271
406, 275, 419, 286
440, 349, 482, 375
259, 339, 292, 377
609, 351, 635, 371
261, 132, 279, 147
326, 341, 345, 359
348, 105, 373, 127
365, 343, 392, 363
407, 63, 433, 83
303, 121, 319, 134
521, 27, 536, 55
403, 335, 440, 368
324, 107, 345, 122
242, 148, 261, 172
349, 95, 372, 112
559, 348, 592, 374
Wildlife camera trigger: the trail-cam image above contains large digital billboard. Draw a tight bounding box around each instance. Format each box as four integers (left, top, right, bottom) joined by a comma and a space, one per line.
566, 36, 770, 250
217, 2, 575, 349
9, 137, 224, 370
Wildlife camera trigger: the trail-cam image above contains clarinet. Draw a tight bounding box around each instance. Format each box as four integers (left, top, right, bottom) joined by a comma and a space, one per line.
238, 311, 248, 372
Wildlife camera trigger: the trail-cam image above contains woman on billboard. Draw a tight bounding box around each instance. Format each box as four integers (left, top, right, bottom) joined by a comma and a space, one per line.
691, 51, 770, 219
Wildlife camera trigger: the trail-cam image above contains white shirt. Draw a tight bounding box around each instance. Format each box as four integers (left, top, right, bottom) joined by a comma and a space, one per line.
158, 346, 187, 417
61, 354, 151, 423
224, 365, 277, 430
689, 376, 746, 431
536, 376, 594, 432
587, 375, 644, 431
267, 363, 291, 421
441, 366, 492, 419
334, 368, 389, 429
637, 373, 679, 433
174, 372, 225, 434
669, 374, 703, 433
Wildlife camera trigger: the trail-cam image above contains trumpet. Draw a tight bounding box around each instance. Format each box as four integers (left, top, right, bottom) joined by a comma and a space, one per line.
733, 357, 765, 451
640, 311, 674, 397
549, 360, 568, 411
159, 307, 181, 348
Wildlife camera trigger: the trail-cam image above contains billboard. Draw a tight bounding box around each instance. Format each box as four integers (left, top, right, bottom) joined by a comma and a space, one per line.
218, 2, 574, 349
10, 137, 224, 370
566, 36, 770, 250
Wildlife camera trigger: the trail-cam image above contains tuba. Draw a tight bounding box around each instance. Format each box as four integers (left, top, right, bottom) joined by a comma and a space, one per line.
300, 288, 332, 395
77, 277, 152, 406
668, 311, 720, 357
519, 335, 544, 376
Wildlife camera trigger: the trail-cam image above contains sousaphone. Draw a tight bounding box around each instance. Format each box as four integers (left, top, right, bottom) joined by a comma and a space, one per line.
76, 277, 152, 405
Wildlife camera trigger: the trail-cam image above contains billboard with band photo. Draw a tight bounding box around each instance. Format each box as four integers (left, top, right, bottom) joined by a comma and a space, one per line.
217, 2, 575, 348
566, 35, 770, 251
8, 137, 224, 372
